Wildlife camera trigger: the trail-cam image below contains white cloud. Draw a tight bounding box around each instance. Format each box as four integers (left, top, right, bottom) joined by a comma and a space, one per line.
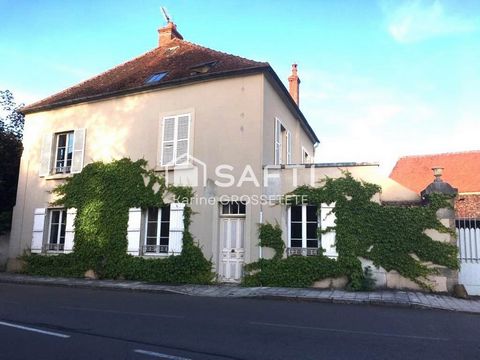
381, 0, 478, 43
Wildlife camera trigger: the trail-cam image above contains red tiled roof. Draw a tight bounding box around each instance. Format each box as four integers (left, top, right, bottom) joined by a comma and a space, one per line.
23, 38, 269, 113
390, 151, 480, 193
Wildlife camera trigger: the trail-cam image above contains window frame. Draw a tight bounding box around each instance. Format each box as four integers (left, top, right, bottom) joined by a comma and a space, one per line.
275, 118, 291, 165
287, 205, 320, 256
302, 146, 311, 164
220, 201, 246, 217
46, 208, 67, 252
143, 205, 172, 255
54, 131, 74, 174
160, 113, 191, 166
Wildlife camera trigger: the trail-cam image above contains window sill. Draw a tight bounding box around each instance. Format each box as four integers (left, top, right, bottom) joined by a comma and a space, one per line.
45, 173, 74, 181
141, 253, 179, 258
154, 164, 196, 172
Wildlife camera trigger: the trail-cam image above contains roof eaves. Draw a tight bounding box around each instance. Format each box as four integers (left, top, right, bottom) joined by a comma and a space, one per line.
22, 65, 270, 115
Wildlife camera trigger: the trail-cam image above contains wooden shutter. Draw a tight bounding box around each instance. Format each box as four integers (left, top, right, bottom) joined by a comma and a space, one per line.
175, 115, 190, 164
286, 130, 292, 164
274, 118, 281, 165
161, 117, 175, 165
39, 134, 53, 177
320, 203, 338, 258
31, 208, 46, 253
64, 208, 76, 253
127, 208, 142, 255
169, 203, 185, 254
71, 128, 86, 174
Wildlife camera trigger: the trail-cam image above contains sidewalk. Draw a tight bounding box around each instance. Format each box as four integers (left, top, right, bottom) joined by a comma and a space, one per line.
1, 272, 479, 314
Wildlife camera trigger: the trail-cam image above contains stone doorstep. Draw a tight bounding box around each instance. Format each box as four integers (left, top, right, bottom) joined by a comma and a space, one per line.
1, 273, 480, 314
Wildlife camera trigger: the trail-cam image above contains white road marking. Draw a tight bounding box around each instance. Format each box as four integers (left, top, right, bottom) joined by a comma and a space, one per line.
0, 321, 70, 338
133, 349, 192, 359
61, 306, 184, 319
250, 321, 449, 341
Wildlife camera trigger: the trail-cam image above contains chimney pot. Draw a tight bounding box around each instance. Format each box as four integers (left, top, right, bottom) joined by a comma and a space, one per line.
288, 63, 300, 106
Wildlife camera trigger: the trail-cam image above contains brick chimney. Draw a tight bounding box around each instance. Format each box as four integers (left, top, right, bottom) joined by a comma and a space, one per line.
158, 21, 183, 47
288, 64, 300, 106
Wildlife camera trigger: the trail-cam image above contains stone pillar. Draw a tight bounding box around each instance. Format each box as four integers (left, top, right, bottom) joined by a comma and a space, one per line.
420, 167, 458, 292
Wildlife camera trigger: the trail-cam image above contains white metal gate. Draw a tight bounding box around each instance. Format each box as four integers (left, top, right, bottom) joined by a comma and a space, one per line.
456, 218, 480, 295
219, 218, 245, 282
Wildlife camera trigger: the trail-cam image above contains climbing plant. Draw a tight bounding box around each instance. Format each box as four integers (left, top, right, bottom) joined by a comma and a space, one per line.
22, 158, 213, 284
244, 173, 458, 290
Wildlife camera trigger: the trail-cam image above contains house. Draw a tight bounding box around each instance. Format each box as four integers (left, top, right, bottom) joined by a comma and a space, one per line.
8, 20, 425, 285
390, 151, 480, 295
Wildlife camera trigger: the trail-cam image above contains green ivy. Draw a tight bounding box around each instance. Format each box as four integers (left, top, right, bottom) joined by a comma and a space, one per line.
244, 173, 458, 290
22, 158, 213, 284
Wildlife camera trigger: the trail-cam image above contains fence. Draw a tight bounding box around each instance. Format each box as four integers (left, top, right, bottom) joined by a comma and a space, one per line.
456, 218, 480, 263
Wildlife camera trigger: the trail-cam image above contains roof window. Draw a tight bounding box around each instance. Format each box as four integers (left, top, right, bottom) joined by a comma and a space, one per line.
146, 72, 168, 84
189, 61, 217, 75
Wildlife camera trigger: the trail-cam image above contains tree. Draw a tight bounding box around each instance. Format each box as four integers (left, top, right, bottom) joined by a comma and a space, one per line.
0, 90, 24, 233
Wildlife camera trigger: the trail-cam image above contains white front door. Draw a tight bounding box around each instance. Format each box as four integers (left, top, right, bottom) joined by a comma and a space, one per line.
219, 217, 245, 282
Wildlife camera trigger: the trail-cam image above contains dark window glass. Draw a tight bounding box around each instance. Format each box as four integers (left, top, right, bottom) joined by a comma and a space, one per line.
51, 211, 60, 224
306, 222, 317, 239
239, 202, 246, 214
160, 222, 169, 237
291, 239, 302, 248
231, 202, 239, 214
159, 237, 169, 246
148, 207, 158, 221
306, 206, 318, 221
58, 134, 66, 147
147, 223, 157, 237
50, 224, 59, 244
291, 223, 302, 239
291, 206, 302, 221
162, 205, 170, 221
307, 239, 318, 248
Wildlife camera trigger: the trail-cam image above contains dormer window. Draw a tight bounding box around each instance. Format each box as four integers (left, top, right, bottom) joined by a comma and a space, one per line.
189, 61, 217, 75
146, 72, 168, 84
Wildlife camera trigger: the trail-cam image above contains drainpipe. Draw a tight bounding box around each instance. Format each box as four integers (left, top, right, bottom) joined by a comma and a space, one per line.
259, 207, 263, 259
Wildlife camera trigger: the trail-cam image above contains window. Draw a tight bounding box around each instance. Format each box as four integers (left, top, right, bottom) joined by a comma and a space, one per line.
144, 205, 171, 254
46, 209, 67, 252
274, 118, 291, 165
54, 132, 74, 174
146, 72, 168, 84
220, 201, 246, 216
161, 114, 191, 166
288, 205, 319, 256
189, 61, 217, 75
39, 129, 86, 177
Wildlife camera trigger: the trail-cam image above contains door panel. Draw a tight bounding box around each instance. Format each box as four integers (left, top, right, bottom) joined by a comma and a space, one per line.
219, 218, 245, 282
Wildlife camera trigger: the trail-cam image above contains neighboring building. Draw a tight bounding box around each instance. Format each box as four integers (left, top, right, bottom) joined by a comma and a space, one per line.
390, 151, 480, 295
8, 20, 417, 284
390, 151, 480, 217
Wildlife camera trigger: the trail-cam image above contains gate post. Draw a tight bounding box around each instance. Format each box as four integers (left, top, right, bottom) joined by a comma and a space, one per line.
420, 167, 458, 292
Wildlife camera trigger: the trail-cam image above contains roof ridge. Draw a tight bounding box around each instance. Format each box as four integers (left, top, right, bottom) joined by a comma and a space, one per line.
397, 150, 480, 160
173, 38, 269, 67
24, 46, 162, 110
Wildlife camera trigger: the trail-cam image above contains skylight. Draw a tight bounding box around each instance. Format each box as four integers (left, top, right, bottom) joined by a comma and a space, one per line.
145, 72, 168, 84
189, 61, 218, 75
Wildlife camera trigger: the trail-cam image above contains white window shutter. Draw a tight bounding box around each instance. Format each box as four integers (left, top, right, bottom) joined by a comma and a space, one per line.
320, 203, 338, 258
175, 115, 190, 164
161, 117, 175, 165
31, 208, 46, 253
274, 118, 281, 165
169, 203, 185, 254
64, 208, 76, 253
39, 134, 53, 177
127, 208, 142, 255
286, 131, 292, 164
71, 128, 86, 174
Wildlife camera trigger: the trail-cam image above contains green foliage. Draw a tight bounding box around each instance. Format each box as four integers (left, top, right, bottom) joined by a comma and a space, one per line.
0, 90, 24, 234
23, 158, 213, 284
245, 173, 458, 290
258, 223, 285, 261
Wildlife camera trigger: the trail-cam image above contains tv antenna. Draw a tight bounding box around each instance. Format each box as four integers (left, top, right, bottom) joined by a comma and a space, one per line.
161, 6, 172, 23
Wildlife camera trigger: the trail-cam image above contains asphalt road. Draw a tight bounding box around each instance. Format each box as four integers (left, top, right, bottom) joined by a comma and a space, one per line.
0, 283, 479, 360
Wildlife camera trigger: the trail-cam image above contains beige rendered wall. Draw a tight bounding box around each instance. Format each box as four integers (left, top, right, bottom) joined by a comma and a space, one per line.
262, 77, 315, 166
8, 74, 267, 269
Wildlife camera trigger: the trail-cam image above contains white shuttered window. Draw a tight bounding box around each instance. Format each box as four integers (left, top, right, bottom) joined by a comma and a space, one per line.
161, 114, 191, 166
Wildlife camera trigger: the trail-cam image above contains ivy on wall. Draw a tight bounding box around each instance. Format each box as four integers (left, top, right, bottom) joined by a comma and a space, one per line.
244, 173, 458, 290
22, 158, 213, 284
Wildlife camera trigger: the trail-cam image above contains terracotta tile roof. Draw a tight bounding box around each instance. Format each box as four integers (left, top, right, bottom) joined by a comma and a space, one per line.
390, 151, 480, 193
23, 38, 269, 113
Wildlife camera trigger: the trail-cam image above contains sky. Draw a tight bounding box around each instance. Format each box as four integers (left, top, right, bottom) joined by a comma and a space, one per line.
1, 0, 479, 174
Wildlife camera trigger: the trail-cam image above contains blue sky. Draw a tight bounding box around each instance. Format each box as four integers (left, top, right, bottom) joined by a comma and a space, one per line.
1, 0, 479, 173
